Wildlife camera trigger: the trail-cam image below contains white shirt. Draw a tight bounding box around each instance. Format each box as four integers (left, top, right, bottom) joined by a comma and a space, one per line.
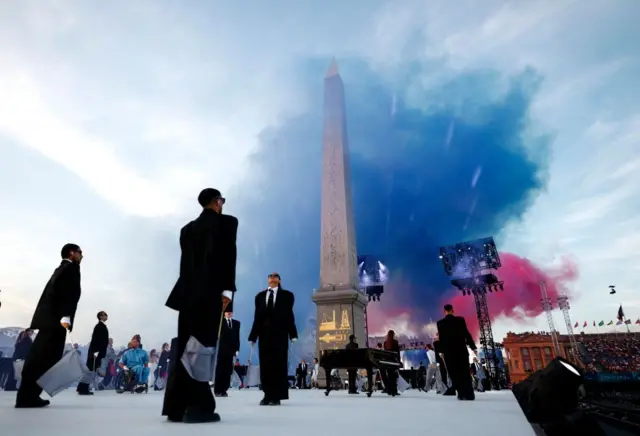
427, 349, 436, 366
266, 286, 278, 305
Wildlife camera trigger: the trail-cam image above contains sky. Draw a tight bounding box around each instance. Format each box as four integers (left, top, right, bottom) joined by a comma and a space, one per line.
1, 0, 639, 355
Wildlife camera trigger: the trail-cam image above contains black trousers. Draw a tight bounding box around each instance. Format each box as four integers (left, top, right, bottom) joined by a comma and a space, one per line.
444, 352, 473, 397
214, 351, 234, 394
385, 369, 398, 395
17, 325, 66, 402
347, 370, 357, 392
258, 336, 289, 401
162, 309, 218, 418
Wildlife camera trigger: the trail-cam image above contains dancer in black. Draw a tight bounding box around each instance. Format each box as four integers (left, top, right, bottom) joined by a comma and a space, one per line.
77, 311, 109, 395
16, 243, 83, 408
162, 188, 238, 423
248, 273, 298, 405
436, 304, 477, 400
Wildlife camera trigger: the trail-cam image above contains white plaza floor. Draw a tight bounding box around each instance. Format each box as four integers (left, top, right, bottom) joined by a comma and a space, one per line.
0, 388, 535, 436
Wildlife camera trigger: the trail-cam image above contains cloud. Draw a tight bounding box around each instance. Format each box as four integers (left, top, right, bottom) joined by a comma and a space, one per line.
233, 58, 556, 337
1, 0, 639, 352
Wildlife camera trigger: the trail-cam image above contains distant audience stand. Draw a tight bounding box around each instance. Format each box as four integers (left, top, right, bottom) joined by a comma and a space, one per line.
580, 335, 640, 373
506, 330, 640, 374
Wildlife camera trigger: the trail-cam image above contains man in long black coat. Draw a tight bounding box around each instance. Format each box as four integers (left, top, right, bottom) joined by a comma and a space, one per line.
345, 335, 359, 394
16, 243, 83, 408
436, 304, 477, 401
77, 311, 109, 395
248, 272, 297, 406
214, 306, 240, 397
162, 188, 238, 424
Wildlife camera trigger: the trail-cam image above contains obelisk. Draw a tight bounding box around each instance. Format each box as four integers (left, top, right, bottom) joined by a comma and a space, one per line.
312, 59, 368, 371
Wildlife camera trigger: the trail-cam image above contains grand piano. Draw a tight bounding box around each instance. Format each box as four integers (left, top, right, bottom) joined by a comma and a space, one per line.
319, 348, 402, 397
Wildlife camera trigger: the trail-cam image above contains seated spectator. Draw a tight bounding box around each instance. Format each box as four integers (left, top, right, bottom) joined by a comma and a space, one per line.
120, 338, 150, 389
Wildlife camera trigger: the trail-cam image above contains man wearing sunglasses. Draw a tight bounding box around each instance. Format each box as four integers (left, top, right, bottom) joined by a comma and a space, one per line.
16, 243, 83, 408
163, 188, 238, 423
248, 272, 298, 406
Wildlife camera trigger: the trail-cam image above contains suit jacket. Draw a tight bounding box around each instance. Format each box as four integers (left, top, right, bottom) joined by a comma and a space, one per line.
296, 363, 308, 376
30, 260, 81, 332
345, 341, 359, 350
436, 314, 476, 356
384, 338, 400, 356
248, 288, 298, 343
166, 210, 238, 312
88, 321, 109, 359
220, 318, 241, 354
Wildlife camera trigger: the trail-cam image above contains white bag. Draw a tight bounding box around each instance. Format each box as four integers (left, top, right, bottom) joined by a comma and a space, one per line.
180, 336, 217, 382
245, 365, 260, 387
230, 370, 242, 388
397, 373, 410, 392
37, 350, 89, 397
13, 360, 25, 381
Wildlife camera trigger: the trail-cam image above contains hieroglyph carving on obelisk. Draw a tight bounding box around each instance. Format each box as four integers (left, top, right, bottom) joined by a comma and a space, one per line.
319, 58, 360, 291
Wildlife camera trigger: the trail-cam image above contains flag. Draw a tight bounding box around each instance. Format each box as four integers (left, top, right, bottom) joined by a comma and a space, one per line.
598, 321, 605, 327
574, 322, 578, 328
624, 319, 631, 325
592, 321, 596, 327
636, 319, 640, 325
607, 321, 613, 326
616, 320, 623, 325
583, 321, 587, 328
617, 305, 625, 321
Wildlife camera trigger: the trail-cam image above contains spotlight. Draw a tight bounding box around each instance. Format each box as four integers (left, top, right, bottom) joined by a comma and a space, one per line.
499, 283, 504, 291
513, 357, 584, 424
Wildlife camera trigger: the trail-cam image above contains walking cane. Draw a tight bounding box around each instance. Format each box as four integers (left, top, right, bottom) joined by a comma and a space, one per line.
211, 296, 231, 388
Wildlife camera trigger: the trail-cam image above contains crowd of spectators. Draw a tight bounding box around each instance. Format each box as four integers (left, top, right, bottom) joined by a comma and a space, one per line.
580, 335, 640, 373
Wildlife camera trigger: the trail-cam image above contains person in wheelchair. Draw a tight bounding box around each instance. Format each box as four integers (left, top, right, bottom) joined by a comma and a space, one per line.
118, 338, 149, 393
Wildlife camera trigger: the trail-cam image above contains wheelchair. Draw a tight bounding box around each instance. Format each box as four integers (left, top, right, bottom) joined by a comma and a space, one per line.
114, 367, 148, 394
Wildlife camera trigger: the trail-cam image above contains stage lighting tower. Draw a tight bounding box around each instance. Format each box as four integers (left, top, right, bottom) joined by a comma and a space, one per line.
557, 294, 580, 364
439, 236, 505, 389
539, 281, 561, 357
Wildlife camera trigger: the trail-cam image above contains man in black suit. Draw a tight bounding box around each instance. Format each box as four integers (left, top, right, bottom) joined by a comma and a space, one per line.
248, 272, 298, 406
345, 334, 359, 394
436, 304, 477, 401
162, 188, 238, 423
16, 243, 83, 408
214, 307, 240, 397
77, 311, 109, 395
295, 359, 308, 389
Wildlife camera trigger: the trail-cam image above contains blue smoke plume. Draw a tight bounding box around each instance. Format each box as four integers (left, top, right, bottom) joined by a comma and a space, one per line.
232, 59, 550, 359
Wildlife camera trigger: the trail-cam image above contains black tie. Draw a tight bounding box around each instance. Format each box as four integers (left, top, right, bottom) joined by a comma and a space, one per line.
227, 319, 231, 329
267, 289, 274, 310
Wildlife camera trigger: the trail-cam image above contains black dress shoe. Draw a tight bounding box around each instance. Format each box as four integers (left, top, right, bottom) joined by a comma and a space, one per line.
259, 397, 270, 406
182, 409, 221, 424
269, 399, 281, 405
221, 392, 228, 397
15, 397, 50, 408
78, 391, 94, 396
443, 389, 456, 396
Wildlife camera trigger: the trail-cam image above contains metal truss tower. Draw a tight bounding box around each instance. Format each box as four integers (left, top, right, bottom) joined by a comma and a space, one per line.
539, 281, 561, 357
557, 294, 580, 363
470, 286, 502, 389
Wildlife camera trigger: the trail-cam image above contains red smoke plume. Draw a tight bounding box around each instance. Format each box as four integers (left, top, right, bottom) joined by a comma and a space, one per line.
366, 252, 579, 339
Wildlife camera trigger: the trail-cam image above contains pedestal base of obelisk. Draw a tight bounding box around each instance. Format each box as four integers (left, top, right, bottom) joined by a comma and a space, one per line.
311, 287, 368, 388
